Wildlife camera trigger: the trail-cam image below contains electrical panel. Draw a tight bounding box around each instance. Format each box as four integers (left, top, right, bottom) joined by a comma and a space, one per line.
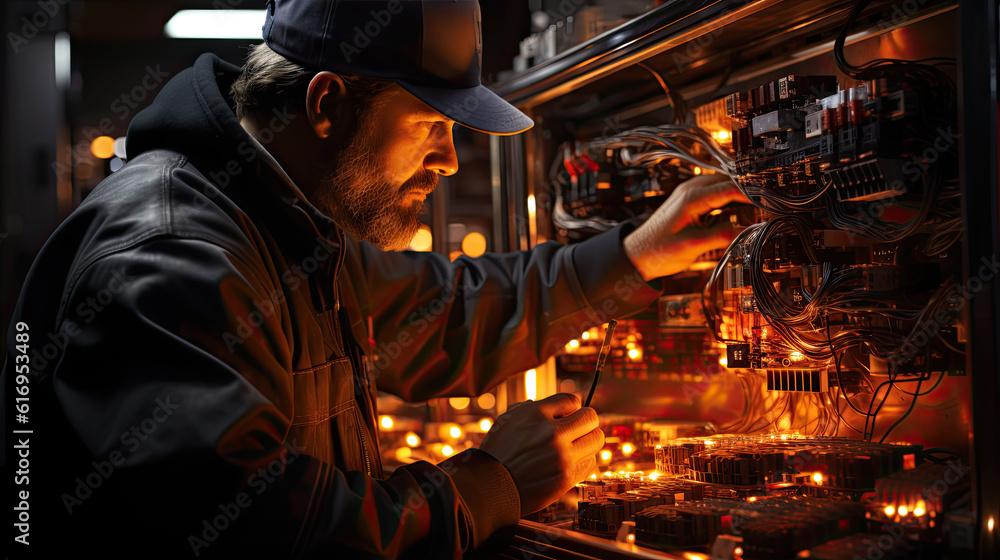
490, 0, 986, 558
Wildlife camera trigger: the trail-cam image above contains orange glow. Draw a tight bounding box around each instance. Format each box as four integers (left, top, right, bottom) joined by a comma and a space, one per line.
898, 505, 908, 516
812, 473, 823, 484
461, 232, 487, 258
449, 426, 462, 439
441, 445, 454, 457
90, 136, 115, 159
479, 418, 492, 432
626, 534, 635, 543
622, 443, 634, 455
476, 393, 496, 409
693, 166, 702, 175
408, 228, 433, 251
448, 397, 470, 410
379, 416, 394, 429
884, 505, 895, 517
405, 433, 420, 447
600, 450, 612, 461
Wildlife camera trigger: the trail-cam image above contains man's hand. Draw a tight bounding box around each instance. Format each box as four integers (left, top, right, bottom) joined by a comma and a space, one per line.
623, 175, 751, 281
479, 393, 603, 516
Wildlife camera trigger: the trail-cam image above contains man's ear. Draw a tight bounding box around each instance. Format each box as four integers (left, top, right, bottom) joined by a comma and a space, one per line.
305, 71, 351, 139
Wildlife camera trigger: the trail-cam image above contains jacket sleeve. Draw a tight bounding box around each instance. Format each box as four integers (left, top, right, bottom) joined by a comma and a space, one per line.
16, 236, 519, 559
344, 223, 664, 402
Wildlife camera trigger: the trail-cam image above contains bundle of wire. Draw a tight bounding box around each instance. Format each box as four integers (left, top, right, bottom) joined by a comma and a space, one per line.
702, 215, 957, 366
825, 0, 959, 251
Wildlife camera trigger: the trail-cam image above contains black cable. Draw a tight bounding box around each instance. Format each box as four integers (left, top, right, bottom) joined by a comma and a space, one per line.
879, 375, 923, 443
636, 62, 689, 124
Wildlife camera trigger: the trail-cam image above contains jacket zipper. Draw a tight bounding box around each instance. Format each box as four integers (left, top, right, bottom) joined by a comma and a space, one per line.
355, 405, 372, 475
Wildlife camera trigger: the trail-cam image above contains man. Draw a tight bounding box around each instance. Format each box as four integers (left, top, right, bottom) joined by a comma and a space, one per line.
1, 0, 744, 558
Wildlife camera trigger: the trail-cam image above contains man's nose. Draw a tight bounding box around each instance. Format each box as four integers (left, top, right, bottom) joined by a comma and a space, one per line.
424, 124, 458, 176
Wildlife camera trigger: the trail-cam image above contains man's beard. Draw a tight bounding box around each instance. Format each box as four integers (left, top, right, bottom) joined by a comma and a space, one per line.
313, 117, 438, 251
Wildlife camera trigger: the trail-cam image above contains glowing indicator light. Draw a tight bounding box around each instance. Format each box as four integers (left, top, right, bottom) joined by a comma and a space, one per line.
790, 351, 805, 361
441, 445, 454, 457
693, 166, 702, 175
527, 194, 536, 215
734, 546, 743, 557
582, 332, 590, 340
627, 534, 635, 543
589, 473, 597, 480
649, 472, 659, 480
780, 434, 788, 440
628, 348, 640, 360
898, 505, 908, 516
405, 433, 420, 447
449, 426, 463, 439
622, 443, 634, 455
914, 507, 925, 517
718, 130, 730, 141
600, 450, 612, 461
812, 473, 823, 484
479, 419, 492, 432
380, 416, 394, 429
747, 497, 757, 502
568, 339, 580, 349
988, 517, 995, 532
884, 505, 895, 516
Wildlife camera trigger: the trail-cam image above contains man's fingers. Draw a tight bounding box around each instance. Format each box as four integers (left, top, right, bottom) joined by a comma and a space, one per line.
573, 454, 598, 482
679, 221, 741, 255
535, 392, 582, 419
677, 178, 752, 230
571, 427, 605, 458
556, 407, 599, 441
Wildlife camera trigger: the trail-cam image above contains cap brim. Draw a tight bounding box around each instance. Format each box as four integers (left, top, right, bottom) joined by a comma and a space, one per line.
396, 81, 533, 136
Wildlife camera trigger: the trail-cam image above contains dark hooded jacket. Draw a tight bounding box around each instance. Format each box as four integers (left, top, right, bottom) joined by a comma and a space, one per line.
1, 53, 661, 558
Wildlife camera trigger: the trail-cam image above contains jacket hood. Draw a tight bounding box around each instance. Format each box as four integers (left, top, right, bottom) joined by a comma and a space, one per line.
126, 53, 247, 163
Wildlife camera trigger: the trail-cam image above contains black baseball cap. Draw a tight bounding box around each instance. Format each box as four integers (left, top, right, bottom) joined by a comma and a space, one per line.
262, 0, 533, 135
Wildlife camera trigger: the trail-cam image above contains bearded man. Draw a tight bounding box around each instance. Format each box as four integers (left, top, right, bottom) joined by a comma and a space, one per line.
1, 1, 744, 558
